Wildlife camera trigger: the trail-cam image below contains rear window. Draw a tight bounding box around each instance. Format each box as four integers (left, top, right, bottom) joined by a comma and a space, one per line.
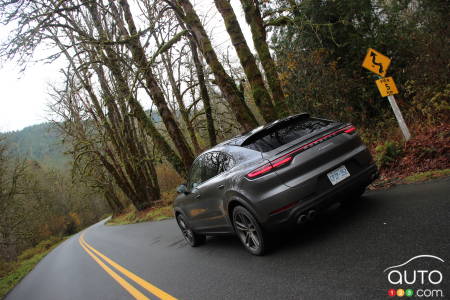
242, 117, 335, 152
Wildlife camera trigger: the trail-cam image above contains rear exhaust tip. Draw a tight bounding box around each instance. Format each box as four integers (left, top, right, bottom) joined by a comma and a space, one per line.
307, 210, 317, 221
297, 214, 307, 224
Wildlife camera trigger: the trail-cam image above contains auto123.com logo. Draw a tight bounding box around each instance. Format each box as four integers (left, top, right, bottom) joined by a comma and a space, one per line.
384, 255, 446, 298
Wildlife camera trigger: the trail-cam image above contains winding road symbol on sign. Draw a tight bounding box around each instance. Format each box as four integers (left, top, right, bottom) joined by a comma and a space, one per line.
362, 48, 391, 77
370, 51, 384, 74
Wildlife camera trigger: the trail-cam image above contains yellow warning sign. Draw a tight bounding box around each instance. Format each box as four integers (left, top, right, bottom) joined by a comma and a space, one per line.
362, 48, 391, 77
375, 77, 399, 97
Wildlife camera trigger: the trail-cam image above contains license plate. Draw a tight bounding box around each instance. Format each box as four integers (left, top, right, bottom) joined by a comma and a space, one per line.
327, 165, 350, 185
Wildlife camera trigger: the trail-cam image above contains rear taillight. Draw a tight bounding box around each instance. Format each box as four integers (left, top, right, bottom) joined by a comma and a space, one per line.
246, 124, 357, 179
344, 126, 356, 134
246, 155, 293, 179
271, 155, 293, 168
246, 163, 274, 178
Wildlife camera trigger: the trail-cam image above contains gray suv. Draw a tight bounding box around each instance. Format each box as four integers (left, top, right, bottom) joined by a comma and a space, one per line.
174, 113, 378, 255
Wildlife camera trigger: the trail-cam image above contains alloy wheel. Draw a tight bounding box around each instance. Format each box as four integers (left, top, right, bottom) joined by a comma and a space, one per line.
177, 216, 194, 245
234, 210, 261, 252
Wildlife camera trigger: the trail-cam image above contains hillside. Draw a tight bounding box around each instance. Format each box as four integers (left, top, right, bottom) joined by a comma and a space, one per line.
3, 110, 163, 170
4, 123, 70, 169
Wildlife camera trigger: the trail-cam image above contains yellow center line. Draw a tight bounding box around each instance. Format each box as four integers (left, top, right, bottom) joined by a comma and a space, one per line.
79, 233, 178, 300
78, 235, 150, 300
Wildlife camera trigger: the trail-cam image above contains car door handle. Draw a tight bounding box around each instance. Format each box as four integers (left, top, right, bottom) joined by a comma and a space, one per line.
195, 194, 201, 199
218, 184, 225, 189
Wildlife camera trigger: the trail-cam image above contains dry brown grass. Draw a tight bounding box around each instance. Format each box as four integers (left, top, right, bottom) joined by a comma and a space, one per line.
156, 164, 184, 192
107, 190, 177, 225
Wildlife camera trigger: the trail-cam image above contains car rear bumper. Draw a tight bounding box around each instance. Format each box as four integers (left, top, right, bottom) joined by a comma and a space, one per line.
261, 163, 378, 231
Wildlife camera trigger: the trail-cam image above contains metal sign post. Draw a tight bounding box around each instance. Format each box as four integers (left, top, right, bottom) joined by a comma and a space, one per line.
387, 95, 411, 141
374, 76, 411, 141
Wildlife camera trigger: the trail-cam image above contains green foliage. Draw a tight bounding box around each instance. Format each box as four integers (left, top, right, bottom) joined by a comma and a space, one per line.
107, 205, 173, 225
270, 0, 450, 128
403, 169, 450, 184
107, 190, 176, 225
3, 123, 70, 170
375, 141, 403, 169
408, 83, 450, 123
17, 236, 62, 261
0, 236, 65, 299
0, 260, 15, 278
0, 136, 110, 262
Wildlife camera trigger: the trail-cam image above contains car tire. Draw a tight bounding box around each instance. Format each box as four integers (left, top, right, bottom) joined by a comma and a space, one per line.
176, 214, 206, 247
232, 206, 267, 256
341, 186, 366, 206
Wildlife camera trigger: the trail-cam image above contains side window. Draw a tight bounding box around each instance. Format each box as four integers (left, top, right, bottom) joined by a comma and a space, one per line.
189, 159, 202, 190
217, 152, 235, 174
189, 152, 235, 189
201, 152, 220, 182
202, 152, 235, 182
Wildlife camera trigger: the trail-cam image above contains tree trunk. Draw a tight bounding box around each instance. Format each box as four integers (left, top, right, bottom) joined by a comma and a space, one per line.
214, 0, 277, 123
103, 181, 125, 216
239, 0, 290, 118
86, 1, 189, 179
98, 49, 188, 179
160, 50, 201, 154
117, 0, 194, 170
56, 34, 152, 210
176, 0, 258, 132
188, 38, 217, 147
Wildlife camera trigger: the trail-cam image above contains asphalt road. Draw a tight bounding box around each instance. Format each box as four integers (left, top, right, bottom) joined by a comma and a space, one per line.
5, 178, 450, 300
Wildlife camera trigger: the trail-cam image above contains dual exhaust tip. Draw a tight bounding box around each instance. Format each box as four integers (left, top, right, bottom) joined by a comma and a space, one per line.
297, 210, 317, 224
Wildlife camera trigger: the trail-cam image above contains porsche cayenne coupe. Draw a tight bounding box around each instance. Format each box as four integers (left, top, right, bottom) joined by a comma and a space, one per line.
174, 113, 378, 255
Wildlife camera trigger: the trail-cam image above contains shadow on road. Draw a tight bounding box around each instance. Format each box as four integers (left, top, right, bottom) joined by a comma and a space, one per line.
267, 195, 382, 254
203, 195, 382, 255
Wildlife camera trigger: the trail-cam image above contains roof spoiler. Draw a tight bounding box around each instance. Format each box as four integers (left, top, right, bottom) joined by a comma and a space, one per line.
240, 113, 310, 146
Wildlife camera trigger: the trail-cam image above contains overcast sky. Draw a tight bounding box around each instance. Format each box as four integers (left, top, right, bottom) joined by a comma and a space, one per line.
0, 0, 253, 133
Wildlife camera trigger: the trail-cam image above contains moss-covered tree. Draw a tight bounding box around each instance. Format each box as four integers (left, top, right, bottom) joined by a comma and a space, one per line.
240, 0, 289, 117
172, 0, 259, 132
215, 0, 277, 122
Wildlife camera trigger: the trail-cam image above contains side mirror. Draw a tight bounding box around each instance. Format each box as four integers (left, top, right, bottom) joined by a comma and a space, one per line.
176, 184, 189, 194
